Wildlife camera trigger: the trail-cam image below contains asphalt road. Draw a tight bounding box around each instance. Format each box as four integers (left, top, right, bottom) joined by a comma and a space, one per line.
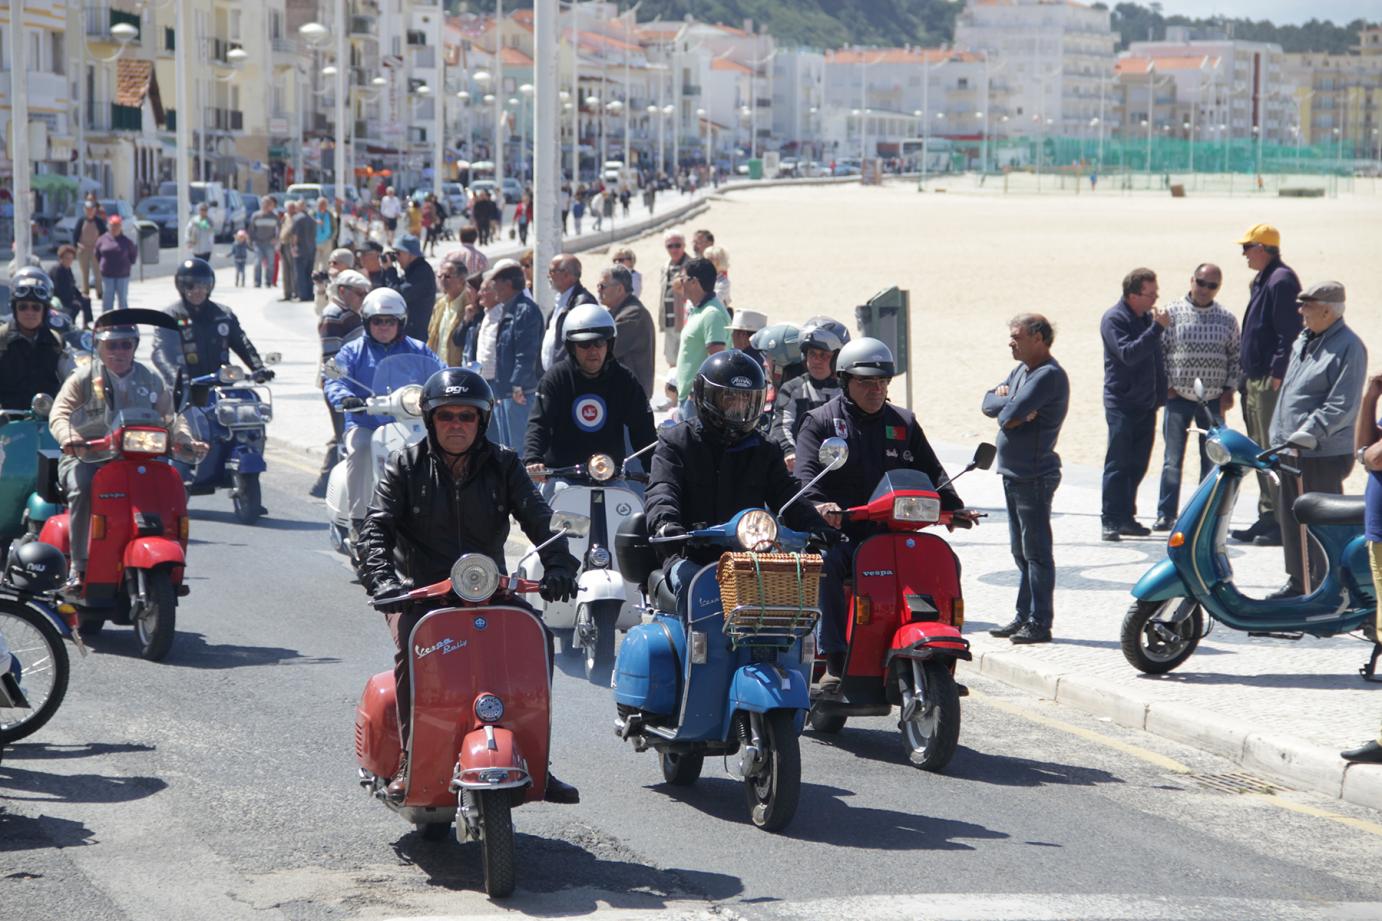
3, 455, 1381, 921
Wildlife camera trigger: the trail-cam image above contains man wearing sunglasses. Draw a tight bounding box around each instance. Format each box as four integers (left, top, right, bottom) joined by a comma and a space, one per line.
1232, 224, 1301, 547
0, 269, 66, 410
1153, 263, 1240, 531
658, 231, 689, 366
152, 258, 275, 388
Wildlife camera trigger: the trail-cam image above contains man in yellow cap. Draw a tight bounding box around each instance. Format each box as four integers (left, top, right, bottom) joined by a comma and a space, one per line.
1231, 223, 1301, 547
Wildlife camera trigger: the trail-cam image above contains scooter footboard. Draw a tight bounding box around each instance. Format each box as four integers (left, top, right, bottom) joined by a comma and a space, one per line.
727, 663, 810, 715
454, 726, 535, 795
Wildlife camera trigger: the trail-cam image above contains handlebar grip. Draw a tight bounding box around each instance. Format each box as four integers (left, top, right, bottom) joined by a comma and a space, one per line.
1278, 463, 1302, 478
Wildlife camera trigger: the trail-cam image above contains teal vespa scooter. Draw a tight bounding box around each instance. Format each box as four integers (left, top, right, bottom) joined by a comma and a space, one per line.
1122, 382, 1378, 678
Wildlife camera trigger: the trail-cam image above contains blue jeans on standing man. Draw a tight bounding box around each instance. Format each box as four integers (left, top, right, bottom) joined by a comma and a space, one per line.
1155, 396, 1223, 523
1004, 473, 1061, 631
101, 275, 130, 313
1101, 406, 1157, 529
297, 254, 315, 303
253, 243, 275, 287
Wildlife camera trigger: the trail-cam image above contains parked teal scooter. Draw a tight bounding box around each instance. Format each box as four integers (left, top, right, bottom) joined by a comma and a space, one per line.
1123, 382, 1379, 678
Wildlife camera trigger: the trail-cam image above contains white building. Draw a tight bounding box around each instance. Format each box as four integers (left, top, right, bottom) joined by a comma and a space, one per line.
954, 0, 1116, 137
772, 49, 825, 158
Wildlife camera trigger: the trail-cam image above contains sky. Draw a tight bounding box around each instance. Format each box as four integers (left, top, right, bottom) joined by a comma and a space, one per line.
1148, 1, 1378, 25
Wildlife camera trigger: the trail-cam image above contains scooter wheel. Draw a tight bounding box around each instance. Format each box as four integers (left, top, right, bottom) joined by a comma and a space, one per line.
660, 750, 704, 786
808, 708, 847, 735
744, 710, 801, 832
1121, 598, 1202, 674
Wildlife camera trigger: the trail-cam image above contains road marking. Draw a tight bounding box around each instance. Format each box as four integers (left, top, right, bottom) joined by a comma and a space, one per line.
265, 445, 324, 476
968, 689, 1192, 773
970, 689, 1382, 838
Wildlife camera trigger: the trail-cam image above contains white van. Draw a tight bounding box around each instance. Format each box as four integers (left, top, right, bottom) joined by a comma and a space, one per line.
156, 181, 243, 241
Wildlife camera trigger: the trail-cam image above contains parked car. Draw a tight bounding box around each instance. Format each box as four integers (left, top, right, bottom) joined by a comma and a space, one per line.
133, 196, 181, 247
283, 183, 362, 211
52, 199, 158, 249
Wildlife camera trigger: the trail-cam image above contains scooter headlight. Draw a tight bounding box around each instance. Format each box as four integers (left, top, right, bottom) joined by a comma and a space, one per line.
893, 495, 940, 523
1205, 437, 1232, 467
588, 546, 611, 568
215, 402, 238, 427
122, 429, 168, 454
398, 384, 424, 417
474, 693, 505, 723
736, 509, 779, 551
451, 553, 500, 603
587, 453, 616, 482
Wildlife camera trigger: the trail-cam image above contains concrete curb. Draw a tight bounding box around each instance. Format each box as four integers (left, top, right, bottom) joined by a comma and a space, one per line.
966, 649, 1382, 812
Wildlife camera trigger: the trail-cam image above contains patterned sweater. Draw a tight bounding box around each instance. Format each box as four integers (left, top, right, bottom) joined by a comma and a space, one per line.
1163, 295, 1240, 397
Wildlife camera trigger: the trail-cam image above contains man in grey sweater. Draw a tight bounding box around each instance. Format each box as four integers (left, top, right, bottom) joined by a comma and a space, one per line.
1268, 281, 1366, 598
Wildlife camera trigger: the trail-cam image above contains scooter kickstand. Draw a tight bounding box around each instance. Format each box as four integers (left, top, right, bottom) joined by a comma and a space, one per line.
1360, 642, 1382, 683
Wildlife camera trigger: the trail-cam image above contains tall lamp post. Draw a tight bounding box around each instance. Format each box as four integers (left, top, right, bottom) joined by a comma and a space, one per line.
76, 20, 140, 202
8, 0, 30, 262
298, 18, 343, 201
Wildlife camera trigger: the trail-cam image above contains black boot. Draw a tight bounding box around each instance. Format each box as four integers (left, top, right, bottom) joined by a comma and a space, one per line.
1340, 740, 1382, 763
1230, 519, 1266, 543
308, 472, 330, 498
989, 617, 1024, 638
544, 772, 580, 804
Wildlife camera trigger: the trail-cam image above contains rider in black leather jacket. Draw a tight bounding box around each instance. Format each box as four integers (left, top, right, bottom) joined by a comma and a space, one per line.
152, 258, 273, 387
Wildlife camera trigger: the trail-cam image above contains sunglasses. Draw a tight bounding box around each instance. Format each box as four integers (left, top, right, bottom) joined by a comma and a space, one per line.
13, 301, 44, 313
666, 243, 684, 250
433, 408, 480, 424
368, 316, 401, 325
1194, 278, 1220, 290
100, 339, 135, 351
573, 339, 606, 350
1241, 243, 1262, 253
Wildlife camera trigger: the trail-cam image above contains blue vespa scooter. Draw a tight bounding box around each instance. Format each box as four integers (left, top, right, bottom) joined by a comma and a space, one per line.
1123, 381, 1377, 677
608, 438, 846, 832
179, 355, 279, 525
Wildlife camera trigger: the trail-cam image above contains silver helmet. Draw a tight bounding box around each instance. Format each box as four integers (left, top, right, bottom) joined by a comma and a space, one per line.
835, 337, 895, 378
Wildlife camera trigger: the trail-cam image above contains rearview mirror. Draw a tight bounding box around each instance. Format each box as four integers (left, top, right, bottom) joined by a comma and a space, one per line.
551, 511, 591, 538
1193, 377, 1206, 402
30, 393, 53, 419
263, 352, 282, 366
972, 443, 996, 471
818, 437, 849, 470
322, 361, 343, 381
218, 364, 245, 384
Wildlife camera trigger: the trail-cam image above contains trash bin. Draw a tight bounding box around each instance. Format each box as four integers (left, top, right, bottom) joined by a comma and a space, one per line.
747, 158, 763, 180
138, 223, 160, 265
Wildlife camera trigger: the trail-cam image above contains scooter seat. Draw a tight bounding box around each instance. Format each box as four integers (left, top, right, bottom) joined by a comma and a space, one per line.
1292, 492, 1365, 527
647, 570, 678, 615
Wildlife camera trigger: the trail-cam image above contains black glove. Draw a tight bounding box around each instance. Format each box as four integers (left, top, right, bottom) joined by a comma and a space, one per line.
656, 523, 686, 540
339, 396, 366, 411
371, 582, 408, 614
539, 568, 578, 603
807, 528, 844, 551
251, 367, 275, 383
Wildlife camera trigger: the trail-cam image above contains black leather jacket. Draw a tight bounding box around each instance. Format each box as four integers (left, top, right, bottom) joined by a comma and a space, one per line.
152, 298, 266, 386
357, 434, 577, 596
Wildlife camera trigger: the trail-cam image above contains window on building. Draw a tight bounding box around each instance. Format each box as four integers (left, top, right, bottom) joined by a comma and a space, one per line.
230, 10, 241, 42
165, 27, 175, 52
51, 31, 64, 75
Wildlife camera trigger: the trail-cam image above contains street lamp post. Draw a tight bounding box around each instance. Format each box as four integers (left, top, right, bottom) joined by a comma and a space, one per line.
494, 0, 505, 205
433, 9, 445, 202
534, 0, 559, 314
520, 84, 535, 182
8, 0, 30, 263
75, 20, 140, 205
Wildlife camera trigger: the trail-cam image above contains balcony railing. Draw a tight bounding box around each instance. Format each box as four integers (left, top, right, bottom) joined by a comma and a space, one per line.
112, 103, 142, 132
85, 5, 142, 42
271, 37, 297, 55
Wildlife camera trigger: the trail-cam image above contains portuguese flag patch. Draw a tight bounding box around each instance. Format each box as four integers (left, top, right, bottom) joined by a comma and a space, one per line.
884, 425, 905, 440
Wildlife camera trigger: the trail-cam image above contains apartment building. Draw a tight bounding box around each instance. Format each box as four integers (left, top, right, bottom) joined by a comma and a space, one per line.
1, 0, 77, 212
1283, 25, 1382, 157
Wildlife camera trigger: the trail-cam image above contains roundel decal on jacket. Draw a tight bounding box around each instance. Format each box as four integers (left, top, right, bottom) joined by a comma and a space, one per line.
572, 394, 607, 432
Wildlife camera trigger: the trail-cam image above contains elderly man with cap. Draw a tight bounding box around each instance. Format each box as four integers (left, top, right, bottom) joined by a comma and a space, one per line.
1265, 281, 1365, 599
310, 269, 372, 497
1233, 223, 1302, 547
728, 309, 767, 364
314, 246, 356, 314
390, 234, 437, 343
598, 263, 655, 398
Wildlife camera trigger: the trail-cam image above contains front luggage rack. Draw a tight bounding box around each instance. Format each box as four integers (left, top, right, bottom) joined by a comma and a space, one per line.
717, 552, 822, 648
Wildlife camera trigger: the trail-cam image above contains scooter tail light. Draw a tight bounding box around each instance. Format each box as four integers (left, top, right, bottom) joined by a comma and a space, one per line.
950, 597, 964, 630
178, 516, 190, 542
90, 514, 106, 540
690, 631, 708, 664
855, 597, 871, 625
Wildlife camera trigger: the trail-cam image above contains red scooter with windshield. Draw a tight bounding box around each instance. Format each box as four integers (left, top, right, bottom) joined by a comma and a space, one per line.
354, 516, 584, 899
809, 443, 994, 771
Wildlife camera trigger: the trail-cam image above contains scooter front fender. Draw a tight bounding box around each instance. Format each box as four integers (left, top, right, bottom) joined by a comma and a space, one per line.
728, 662, 810, 715
123, 537, 186, 572
1131, 558, 1191, 603
455, 725, 532, 791
888, 622, 972, 661
227, 444, 267, 475
576, 568, 627, 603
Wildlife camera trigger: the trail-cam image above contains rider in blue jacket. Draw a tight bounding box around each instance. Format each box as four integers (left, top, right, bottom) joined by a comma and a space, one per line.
325, 288, 441, 536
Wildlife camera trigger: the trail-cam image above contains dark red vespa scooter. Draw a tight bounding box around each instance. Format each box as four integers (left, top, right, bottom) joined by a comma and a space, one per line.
354, 520, 581, 899
809, 443, 994, 772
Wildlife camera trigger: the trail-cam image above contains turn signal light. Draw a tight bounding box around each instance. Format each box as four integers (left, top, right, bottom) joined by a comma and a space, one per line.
178, 516, 189, 542
855, 597, 871, 625
951, 598, 965, 630
1168, 531, 1185, 548
90, 514, 106, 540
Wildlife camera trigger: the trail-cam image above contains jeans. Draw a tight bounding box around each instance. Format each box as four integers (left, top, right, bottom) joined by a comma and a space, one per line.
1156, 397, 1223, 522
495, 393, 532, 460
817, 542, 854, 654
666, 557, 702, 620
1004, 474, 1061, 630
1276, 452, 1353, 593
101, 275, 130, 313
254, 243, 275, 287
1101, 406, 1157, 528
297, 255, 315, 303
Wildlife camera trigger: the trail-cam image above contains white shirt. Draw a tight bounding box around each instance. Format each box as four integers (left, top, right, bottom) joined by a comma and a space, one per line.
477, 304, 504, 381
380, 195, 402, 219
540, 286, 579, 371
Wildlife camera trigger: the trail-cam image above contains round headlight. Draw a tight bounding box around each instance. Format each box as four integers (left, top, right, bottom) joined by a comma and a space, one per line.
589, 546, 611, 568
475, 693, 505, 723
1205, 438, 1232, 467
399, 385, 423, 417
587, 453, 616, 482
736, 509, 779, 551
451, 553, 500, 603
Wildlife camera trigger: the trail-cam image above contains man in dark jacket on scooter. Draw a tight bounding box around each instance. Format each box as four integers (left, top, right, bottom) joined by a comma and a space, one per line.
152, 258, 275, 388
645, 351, 828, 610
0, 268, 65, 410
356, 367, 581, 805
523, 304, 656, 477
795, 338, 976, 694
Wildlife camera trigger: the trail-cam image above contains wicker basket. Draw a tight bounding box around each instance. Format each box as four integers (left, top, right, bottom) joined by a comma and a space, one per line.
716, 552, 822, 643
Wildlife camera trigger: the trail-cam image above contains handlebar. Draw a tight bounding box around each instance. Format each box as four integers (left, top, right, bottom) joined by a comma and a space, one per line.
370, 575, 541, 610
1256, 442, 1303, 478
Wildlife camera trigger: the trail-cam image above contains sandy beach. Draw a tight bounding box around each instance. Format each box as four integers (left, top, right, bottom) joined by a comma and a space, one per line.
616, 180, 1382, 483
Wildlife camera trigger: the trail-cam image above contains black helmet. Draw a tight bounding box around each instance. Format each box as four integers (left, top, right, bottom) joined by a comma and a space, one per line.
4, 539, 67, 593
174, 257, 216, 303
420, 367, 494, 441
693, 350, 767, 442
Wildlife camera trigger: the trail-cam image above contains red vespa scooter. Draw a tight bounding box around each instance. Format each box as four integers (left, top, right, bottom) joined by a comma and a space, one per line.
809, 443, 994, 772
37, 406, 196, 661
354, 519, 581, 899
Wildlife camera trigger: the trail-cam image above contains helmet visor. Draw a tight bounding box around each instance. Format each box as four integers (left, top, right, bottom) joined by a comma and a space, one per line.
702, 379, 765, 427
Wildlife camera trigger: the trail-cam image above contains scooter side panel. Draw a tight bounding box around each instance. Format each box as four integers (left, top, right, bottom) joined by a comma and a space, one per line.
0, 419, 50, 540
674, 564, 741, 742
85, 464, 136, 587
1341, 534, 1377, 606
847, 533, 961, 678
613, 618, 682, 714
355, 671, 402, 779
407, 605, 550, 808
37, 513, 71, 558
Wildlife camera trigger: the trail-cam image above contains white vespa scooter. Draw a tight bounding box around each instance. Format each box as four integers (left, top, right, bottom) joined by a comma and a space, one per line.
323, 354, 437, 562
519, 445, 653, 685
